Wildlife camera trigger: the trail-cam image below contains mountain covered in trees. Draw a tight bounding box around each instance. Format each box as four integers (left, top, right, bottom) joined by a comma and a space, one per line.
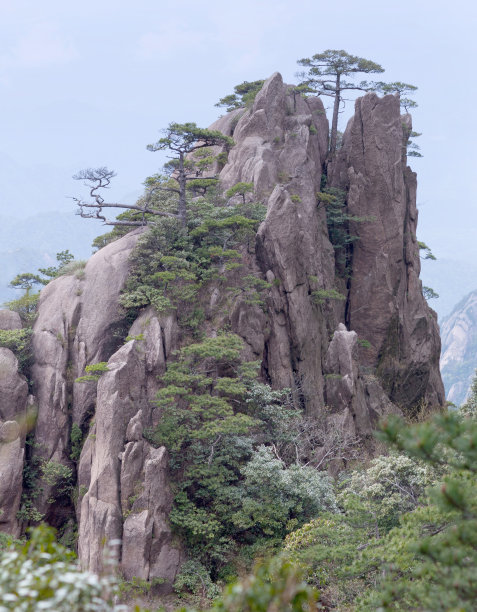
0, 65, 466, 611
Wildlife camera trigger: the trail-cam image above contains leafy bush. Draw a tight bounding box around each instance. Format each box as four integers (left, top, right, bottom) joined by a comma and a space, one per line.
0, 328, 32, 373
75, 362, 110, 383
2, 293, 39, 325
0, 525, 123, 611
358, 410, 477, 610
174, 560, 221, 601
120, 197, 265, 332
232, 446, 336, 539
310, 288, 346, 304
210, 555, 318, 612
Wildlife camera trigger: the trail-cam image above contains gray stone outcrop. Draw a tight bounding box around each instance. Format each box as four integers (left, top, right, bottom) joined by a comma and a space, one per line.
78, 310, 181, 584
0, 349, 28, 536
30, 229, 144, 519
215, 72, 336, 412
0, 310, 22, 330
329, 93, 444, 408
324, 324, 399, 439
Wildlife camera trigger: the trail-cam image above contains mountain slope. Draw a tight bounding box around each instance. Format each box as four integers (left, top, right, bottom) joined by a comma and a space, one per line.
440, 289, 477, 404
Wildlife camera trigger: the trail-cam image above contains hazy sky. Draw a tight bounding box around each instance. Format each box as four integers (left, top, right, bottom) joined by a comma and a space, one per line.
0, 0, 475, 277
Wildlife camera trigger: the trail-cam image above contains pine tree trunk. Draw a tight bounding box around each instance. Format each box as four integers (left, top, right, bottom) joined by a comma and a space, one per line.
177, 152, 187, 228
329, 74, 341, 159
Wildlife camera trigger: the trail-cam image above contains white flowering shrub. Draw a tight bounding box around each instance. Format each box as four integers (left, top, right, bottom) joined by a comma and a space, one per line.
340, 452, 437, 533
232, 446, 337, 537
0, 526, 125, 612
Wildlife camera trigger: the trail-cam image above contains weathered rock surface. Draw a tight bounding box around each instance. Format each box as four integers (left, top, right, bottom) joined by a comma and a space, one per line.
440, 289, 477, 404
329, 93, 444, 408
0, 310, 22, 330
30, 229, 144, 520
0, 348, 28, 422
78, 311, 181, 584
0, 422, 23, 536
324, 323, 399, 439
215, 72, 336, 412
0, 349, 28, 536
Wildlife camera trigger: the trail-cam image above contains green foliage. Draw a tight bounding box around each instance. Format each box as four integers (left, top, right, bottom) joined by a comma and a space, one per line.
85, 362, 109, 374
3, 292, 39, 324
310, 288, 346, 304
117, 575, 164, 598
297, 50, 385, 156
375, 81, 418, 112
144, 333, 259, 564
227, 274, 272, 309
174, 560, 221, 601
120, 196, 265, 330
283, 515, 366, 608
423, 285, 439, 300
224, 182, 254, 203
55, 259, 87, 279
0, 525, 121, 611
91, 227, 128, 252
317, 187, 373, 276
352, 411, 477, 610
215, 80, 265, 112
461, 370, 477, 417
41, 461, 73, 489
417, 240, 436, 260
75, 362, 109, 383
144, 333, 336, 576
70, 423, 84, 462
9, 272, 44, 291
210, 555, 319, 612
38, 250, 75, 281
0, 328, 33, 373
148, 122, 234, 154
232, 446, 336, 539
340, 452, 437, 535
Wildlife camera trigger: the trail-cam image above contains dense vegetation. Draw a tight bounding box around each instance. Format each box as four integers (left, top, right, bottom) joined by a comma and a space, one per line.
1, 389, 476, 610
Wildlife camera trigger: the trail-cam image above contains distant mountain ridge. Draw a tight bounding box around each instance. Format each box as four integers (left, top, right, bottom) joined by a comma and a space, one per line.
0, 211, 100, 304
440, 289, 477, 405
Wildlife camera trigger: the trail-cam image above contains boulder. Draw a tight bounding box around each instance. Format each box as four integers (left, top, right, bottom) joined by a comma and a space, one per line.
0, 348, 28, 422
0, 310, 22, 330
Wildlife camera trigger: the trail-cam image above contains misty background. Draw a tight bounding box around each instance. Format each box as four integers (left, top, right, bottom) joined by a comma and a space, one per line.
1, 0, 476, 320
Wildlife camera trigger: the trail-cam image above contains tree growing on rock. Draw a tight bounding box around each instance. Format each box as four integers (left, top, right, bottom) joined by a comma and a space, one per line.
375, 81, 418, 112
73, 123, 234, 230
215, 80, 265, 112
297, 50, 385, 158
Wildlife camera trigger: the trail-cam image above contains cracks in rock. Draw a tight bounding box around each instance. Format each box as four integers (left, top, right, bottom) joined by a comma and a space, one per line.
160, 325, 168, 366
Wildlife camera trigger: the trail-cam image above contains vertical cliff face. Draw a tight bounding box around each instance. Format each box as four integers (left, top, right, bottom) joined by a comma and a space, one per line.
0, 72, 444, 583
213, 72, 335, 413
329, 94, 444, 409
0, 339, 28, 536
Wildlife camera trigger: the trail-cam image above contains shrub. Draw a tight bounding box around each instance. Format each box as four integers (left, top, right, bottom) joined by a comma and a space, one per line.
0, 328, 33, 373
0, 525, 123, 611
232, 446, 337, 539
